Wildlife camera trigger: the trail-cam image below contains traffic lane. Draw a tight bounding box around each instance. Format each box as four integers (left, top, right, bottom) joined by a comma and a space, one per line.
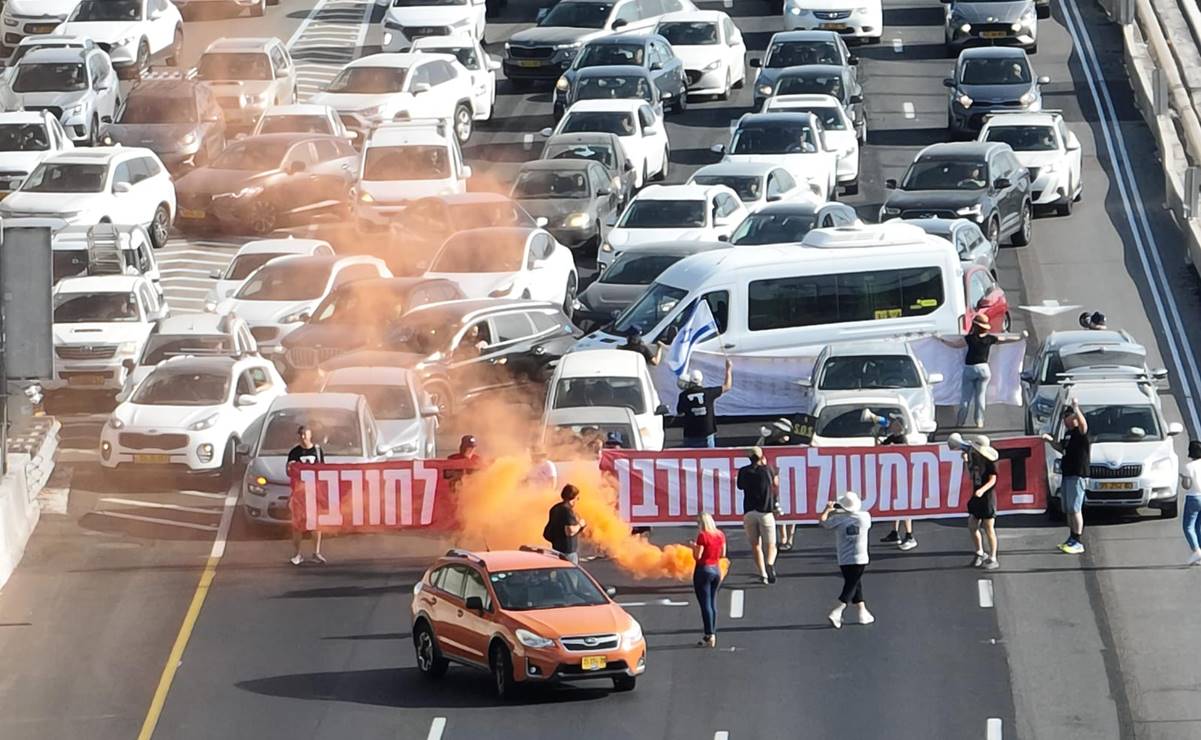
176, 0, 311, 68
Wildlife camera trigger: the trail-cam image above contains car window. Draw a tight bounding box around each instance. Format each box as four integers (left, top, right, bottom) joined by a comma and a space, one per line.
427, 61, 451, 86
332, 263, 382, 287
463, 568, 491, 609
248, 366, 273, 392
112, 161, 133, 187
967, 271, 990, 305
312, 138, 340, 162
437, 565, 467, 598
125, 158, 150, 185
492, 312, 535, 342
715, 193, 739, 217
612, 1, 640, 25
286, 141, 318, 168
268, 46, 288, 76
723, 17, 737, 42
637, 105, 654, 128
528, 233, 553, 266
236, 371, 255, 397
530, 310, 560, 333
410, 63, 431, 88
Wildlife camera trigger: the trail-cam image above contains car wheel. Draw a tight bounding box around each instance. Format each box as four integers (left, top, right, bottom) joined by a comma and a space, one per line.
653, 149, 669, 182
986, 217, 1000, 251
150, 203, 171, 249
1057, 182, 1074, 216
718, 70, 731, 101
490, 643, 516, 700
251, 0, 265, 16
453, 103, 472, 144
612, 675, 637, 692
136, 40, 150, 78
217, 438, 236, 489
1010, 201, 1032, 246
166, 29, 183, 67
247, 200, 278, 235
1161, 499, 1179, 519
673, 86, 688, 113
414, 623, 449, 678
562, 273, 577, 318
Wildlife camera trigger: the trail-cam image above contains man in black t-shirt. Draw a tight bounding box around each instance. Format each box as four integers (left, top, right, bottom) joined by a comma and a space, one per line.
737, 446, 779, 584
286, 426, 325, 566
1042, 399, 1090, 554
876, 416, 917, 551
544, 484, 586, 564
676, 359, 734, 448
617, 326, 662, 366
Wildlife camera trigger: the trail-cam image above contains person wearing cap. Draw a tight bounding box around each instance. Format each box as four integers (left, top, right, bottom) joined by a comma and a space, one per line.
444, 435, 483, 487
603, 431, 627, 449
676, 359, 734, 448
819, 491, 874, 629
737, 446, 778, 584
875, 415, 917, 551
963, 435, 1001, 569
1041, 399, 1090, 555
938, 315, 1025, 428
1078, 310, 1108, 330
543, 484, 586, 564
1178, 440, 1201, 565
617, 326, 663, 366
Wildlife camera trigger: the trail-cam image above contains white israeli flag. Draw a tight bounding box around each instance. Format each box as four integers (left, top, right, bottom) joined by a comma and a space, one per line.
666, 300, 720, 378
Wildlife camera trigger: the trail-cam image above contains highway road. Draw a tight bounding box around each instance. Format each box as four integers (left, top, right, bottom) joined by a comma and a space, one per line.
1, 0, 1201, 738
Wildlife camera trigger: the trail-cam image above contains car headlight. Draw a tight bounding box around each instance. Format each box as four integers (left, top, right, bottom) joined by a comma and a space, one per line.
622, 619, 643, 648
957, 93, 973, 108
281, 309, 310, 323
189, 412, 220, 431
3, 18, 16, 27
358, 104, 384, 119
758, 84, 773, 96
959, 22, 972, 33
856, 5, 871, 12
703, 59, 722, 72
554, 42, 582, 50
182, 132, 196, 146
556, 76, 570, 92
108, 416, 125, 430
117, 342, 139, 354
204, 300, 218, 313
1149, 457, 1174, 476
63, 103, 85, 118
515, 628, 555, 648
1011, 21, 1022, 31
115, 36, 136, 48
956, 204, 983, 218
1041, 162, 1057, 175
1022, 7, 1037, 23
600, 241, 613, 252
564, 212, 589, 228
451, 17, 471, 27
880, 205, 900, 218
1020, 91, 1037, 105
789, 7, 805, 15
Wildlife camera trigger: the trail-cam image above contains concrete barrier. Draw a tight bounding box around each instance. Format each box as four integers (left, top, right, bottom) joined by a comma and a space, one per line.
0, 417, 60, 590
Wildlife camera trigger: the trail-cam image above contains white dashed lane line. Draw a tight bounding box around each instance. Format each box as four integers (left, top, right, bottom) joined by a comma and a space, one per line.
986, 718, 1003, 740
427, 717, 447, 740
892, 38, 903, 52
729, 589, 744, 619
903, 102, 915, 120
977, 579, 994, 608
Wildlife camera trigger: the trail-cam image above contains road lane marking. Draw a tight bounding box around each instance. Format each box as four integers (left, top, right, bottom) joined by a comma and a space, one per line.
96, 510, 217, 532
523, 133, 534, 150
729, 589, 744, 619
986, 718, 1003, 740
427, 717, 447, 740
715, 732, 730, 740
903, 102, 915, 119
100, 497, 221, 516
977, 579, 994, 608
176, 490, 228, 500
618, 599, 688, 606
892, 38, 903, 53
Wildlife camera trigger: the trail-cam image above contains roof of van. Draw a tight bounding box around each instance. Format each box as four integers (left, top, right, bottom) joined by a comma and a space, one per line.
558, 348, 644, 378
800, 222, 934, 248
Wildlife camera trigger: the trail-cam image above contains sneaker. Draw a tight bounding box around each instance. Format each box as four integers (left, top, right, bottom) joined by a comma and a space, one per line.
290, 554, 304, 566
982, 557, 999, 570
880, 530, 899, 544
855, 605, 875, 625
828, 606, 844, 629
310, 553, 327, 565
766, 564, 777, 584
898, 536, 918, 551
757, 575, 769, 585
969, 553, 985, 568
1058, 540, 1085, 555
1188, 551, 1201, 565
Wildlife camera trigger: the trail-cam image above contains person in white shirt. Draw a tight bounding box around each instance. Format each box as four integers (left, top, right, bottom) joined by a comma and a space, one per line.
819, 491, 874, 629
1178, 440, 1201, 565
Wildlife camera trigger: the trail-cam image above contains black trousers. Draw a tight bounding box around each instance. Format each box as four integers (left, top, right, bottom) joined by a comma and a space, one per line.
838, 564, 866, 604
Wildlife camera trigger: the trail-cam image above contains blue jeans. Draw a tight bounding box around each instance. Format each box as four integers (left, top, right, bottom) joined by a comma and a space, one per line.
1184, 495, 1201, 551
957, 363, 991, 427
683, 434, 716, 448
693, 564, 721, 636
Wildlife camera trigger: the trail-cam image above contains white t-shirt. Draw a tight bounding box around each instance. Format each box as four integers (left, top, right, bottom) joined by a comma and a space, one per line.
1182, 459, 1201, 497
821, 510, 871, 565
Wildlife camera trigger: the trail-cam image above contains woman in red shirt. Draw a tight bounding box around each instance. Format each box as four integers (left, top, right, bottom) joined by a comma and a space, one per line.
691, 512, 727, 648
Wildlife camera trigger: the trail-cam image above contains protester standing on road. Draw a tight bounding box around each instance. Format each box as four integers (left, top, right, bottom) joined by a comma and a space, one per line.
690, 512, 726, 647
617, 326, 663, 366
1179, 440, 1201, 565
677, 358, 734, 448
287, 426, 325, 566
1042, 399, 1090, 554
938, 316, 1026, 428
544, 484, 586, 564
962, 435, 1000, 569
757, 418, 797, 550
737, 446, 778, 584
819, 491, 873, 629
875, 415, 917, 551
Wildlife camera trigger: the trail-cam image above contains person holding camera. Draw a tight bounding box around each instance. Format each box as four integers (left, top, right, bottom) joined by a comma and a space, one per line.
819, 491, 873, 629
737, 446, 778, 584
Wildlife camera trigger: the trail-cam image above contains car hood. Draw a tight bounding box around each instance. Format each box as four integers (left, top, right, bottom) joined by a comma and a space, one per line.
510, 602, 631, 637
177, 167, 260, 196
3, 190, 102, 214
114, 403, 227, 431
6, 0, 79, 17
509, 26, 602, 46
672, 46, 721, 67
424, 271, 515, 298
724, 153, 827, 180
884, 189, 986, 211
218, 298, 320, 324
576, 281, 645, 314
107, 124, 202, 153
0, 150, 47, 174
309, 91, 405, 112
55, 20, 142, 42
384, 6, 467, 24
281, 322, 380, 351
958, 81, 1033, 103
950, 1, 1031, 21
1085, 440, 1173, 467
362, 179, 458, 203
514, 197, 592, 220
609, 227, 710, 248
54, 322, 149, 345
204, 80, 275, 99
377, 418, 424, 453
1013, 150, 1062, 168
15, 90, 90, 108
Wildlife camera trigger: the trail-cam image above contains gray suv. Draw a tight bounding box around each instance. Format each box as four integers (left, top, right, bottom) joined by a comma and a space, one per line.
944, 0, 1039, 55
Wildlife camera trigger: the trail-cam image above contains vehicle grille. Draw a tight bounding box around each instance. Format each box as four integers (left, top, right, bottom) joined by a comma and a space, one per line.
404, 26, 450, 38
251, 326, 280, 342
508, 45, 554, 60
56, 344, 117, 360
900, 209, 956, 219
1088, 464, 1142, 479
286, 346, 345, 369
24, 105, 63, 119
95, 42, 112, 54
686, 70, 703, 86
814, 10, 852, 19
560, 634, 619, 652
1027, 167, 1041, 181
119, 433, 189, 450
23, 22, 60, 35
556, 659, 628, 676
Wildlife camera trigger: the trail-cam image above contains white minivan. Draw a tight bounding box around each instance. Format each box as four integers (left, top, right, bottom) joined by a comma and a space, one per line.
577, 222, 966, 357
544, 348, 668, 451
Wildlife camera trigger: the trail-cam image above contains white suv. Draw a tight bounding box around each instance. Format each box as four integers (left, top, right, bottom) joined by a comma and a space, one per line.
355, 121, 472, 232
0, 0, 84, 60
382, 0, 487, 52
0, 147, 177, 248
9, 46, 120, 146
0, 110, 73, 198
312, 53, 478, 144
600, 183, 746, 269
411, 34, 499, 123
55, 0, 184, 78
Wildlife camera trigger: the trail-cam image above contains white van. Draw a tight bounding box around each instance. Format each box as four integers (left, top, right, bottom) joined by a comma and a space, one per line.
577, 222, 966, 357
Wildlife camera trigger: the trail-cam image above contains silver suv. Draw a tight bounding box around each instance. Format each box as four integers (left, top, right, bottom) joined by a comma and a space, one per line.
9, 46, 120, 145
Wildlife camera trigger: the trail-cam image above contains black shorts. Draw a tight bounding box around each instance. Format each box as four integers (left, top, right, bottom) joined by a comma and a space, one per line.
967, 492, 996, 519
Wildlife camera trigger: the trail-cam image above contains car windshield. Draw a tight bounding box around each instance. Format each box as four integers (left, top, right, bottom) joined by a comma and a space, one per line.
730, 212, 817, 245
777, 74, 844, 99
420, 46, 477, 68
775, 104, 844, 129
0, 124, 48, 151
259, 408, 363, 455
961, 57, 1031, 85
984, 125, 1058, 151
600, 253, 683, 285
552, 376, 647, 413
489, 567, 609, 610
766, 41, 840, 67
818, 356, 921, 390
132, 371, 230, 406
70, 0, 142, 21
363, 145, 449, 181
324, 383, 415, 420
816, 405, 904, 437
903, 159, 988, 190
118, 95, 199, 124
512, 170, 588, 199
12, 63, 86, 93
1079, 404, 1162, 442
140, 335, 234, 365
731, 122, 818, 155
211, 140, 290, 171
21, 163, 106, 193
612, 282, 687, 335
620, 199, 706, 228
576, 75, 654, 103
197, 53, 273, 81
657, 21, 719, 45
544, 143, 615, 168
577, 44, 645, 68
540, 1, 613, 28
235, 261, 330, 300
431, 232, 525, 273
561, 111, 637, 136
327, 66, 407, 94
258, 115, 331, 135
53, 292, 139, 323
691, 174, 761, 202
223, 253, 286, 280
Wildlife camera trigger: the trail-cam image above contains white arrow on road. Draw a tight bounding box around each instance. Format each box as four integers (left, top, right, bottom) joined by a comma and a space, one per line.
1018, 299, 1083, 316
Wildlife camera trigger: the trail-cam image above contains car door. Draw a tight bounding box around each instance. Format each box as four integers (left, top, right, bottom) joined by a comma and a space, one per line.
279, 141, 320, 215
232, 368, 265, 432
108, 159, 140, 223
589, 162, 620, 221
711, 191, 742, 238
267, 44, 294, 104
723, 17, 745, 78
128, 157, 163, 225
609, 0, 643, 32
90, 53, 119, 122
309, 137, 352, 208
658, 40, 685, 97
990, 153, 1020, 231
1059, 118, 1081, 191
145, 0, 175, 54
965, 266, 989, 323
491, 310, 551, 386
427, 565, 473, 662
637, 103, 664, 171
197, 86, 227, 161
455, 566, 495, 664
523, 232, 558, 301
407, 61, 438, 119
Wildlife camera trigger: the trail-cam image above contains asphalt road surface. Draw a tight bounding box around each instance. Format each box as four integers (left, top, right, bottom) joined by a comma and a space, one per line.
2, 0, 1201, 738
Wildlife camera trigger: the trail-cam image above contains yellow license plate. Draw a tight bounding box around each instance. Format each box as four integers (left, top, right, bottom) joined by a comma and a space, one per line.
580, 656, 607, 671
67, 374, 106, 386
820, 22, 847, 30
180, 208, 206, 219
133, 454, 170, 464
1096, 481, 1134, 490
516, 60, 543, 68
981, 31, 1008, 38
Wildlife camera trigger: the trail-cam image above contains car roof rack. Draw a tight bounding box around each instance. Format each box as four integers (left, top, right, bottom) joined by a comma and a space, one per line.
518, 545, 571, 562
983, 109, 1063, 119
85, 223, 128, 277
443, 548, 485, 565
374, 118, 449, 138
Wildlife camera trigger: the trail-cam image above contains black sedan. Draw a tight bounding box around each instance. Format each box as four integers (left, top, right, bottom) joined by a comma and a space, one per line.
509, 158, 622, 253
553, 34, 687, 119
540, 131, 637, 207
103, 78, 227, 176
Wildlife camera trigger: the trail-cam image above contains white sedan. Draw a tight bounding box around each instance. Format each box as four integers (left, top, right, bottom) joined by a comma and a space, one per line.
655, 9, 746, 99
783, 0, 883, 43
977, 111, 1083, 216
99, 355, 286, 479
687, 161, 804, 211
600, 184, 747, 270
205, 238, 334, 310
423, 226, 578, 311
320, 366, 439, 459
542, 99, 669, 188
411, 34, 499, 122
763, 93, 860, 195
712, 111, 839, 201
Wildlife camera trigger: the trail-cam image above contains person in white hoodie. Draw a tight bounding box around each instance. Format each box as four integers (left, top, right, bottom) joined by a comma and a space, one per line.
819, 491, 874, 629
1178, 440, 1201, 565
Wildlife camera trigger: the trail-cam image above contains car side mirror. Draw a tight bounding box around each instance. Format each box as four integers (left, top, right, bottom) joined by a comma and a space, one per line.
849, 94, 863, 104
421, 404, 440, 417
113, 182, 131, 193
488, 57, 501, 71
149, 8, 164, 19
535, 216, 549, 228
235, 443, 250, 458
717, 233, 729, 241
884, 178, 897, 189
1169, 422, 1185, 436
1020, 369, 1034, 383
848, 55, 859, 65
236, 394, 256, 407
101, 114, 113, 123
1152, 367, 1169, 380
597, 185, 611, 195
1037, 75, 1051, 85
749, 58, 762, 68
604, 586, 618, 597
993, 177, 1011, 189
709, 143, 725, 154
942, 77, 955, 88
539, 127, 553, 137
643, 125, 659, 136
462, 164, 473, 179
536, 8, 549, 21
1066, 132, 1080, 151
209, 269, 222, 279
121, 358, 135, 372
289, 161, 306, 175
464, 595, 486, 612
623, 160, 633, 171
611, 18, 628, 29
412, 82, 431, 95
96, 83, 111, 93
655, 403, 669, 415
650, 61, 663, 71
927, 372, 944, 384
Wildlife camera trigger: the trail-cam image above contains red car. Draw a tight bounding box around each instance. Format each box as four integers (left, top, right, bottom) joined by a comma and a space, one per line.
963, 264, 1009, 331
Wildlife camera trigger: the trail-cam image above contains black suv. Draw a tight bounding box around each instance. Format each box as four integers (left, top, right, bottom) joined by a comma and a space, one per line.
879, 142, 1032, 248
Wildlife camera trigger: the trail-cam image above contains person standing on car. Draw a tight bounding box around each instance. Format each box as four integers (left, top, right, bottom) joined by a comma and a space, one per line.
963, 436, 1000, 570
819, 491, 873, 629
618, 326, 663, 366
1042, 399, 1090, 555
287, 425, 325, 566
690, 512, 726, 648
1179, 440, 1201, 565
544, 484, 586, 564
938, 316, 1026, 428
737, 446, 778, 584
875, 415, 917, 551
676, 359, 734, 448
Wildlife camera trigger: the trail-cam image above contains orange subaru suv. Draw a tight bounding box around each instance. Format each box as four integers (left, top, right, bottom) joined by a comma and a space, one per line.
410, 546, 647, 698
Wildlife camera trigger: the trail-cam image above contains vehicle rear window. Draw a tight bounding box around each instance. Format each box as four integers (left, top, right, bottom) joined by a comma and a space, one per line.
657, 21, 719, 46
363, 145, 449, 181
552, 377, 647, 414
118, 95, 198, 124
323, 383, 415, 420
12, 63, 86, 93
561, 111, 636, 137
53, 292, 139, 323
600, 254, 683, 285
691, 175, 760, 202
259, 408, 362, 455
132, 371, 230, 406
141, 335, 234, 365
258, 115, 332, 135
544, 143, 614, 168
0, 124, 49, 151
765, 41, 839, 67
818, 356, 921, 390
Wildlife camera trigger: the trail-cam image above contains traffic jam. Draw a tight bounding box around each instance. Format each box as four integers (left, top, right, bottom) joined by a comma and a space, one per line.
0, 0, 1190, 714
